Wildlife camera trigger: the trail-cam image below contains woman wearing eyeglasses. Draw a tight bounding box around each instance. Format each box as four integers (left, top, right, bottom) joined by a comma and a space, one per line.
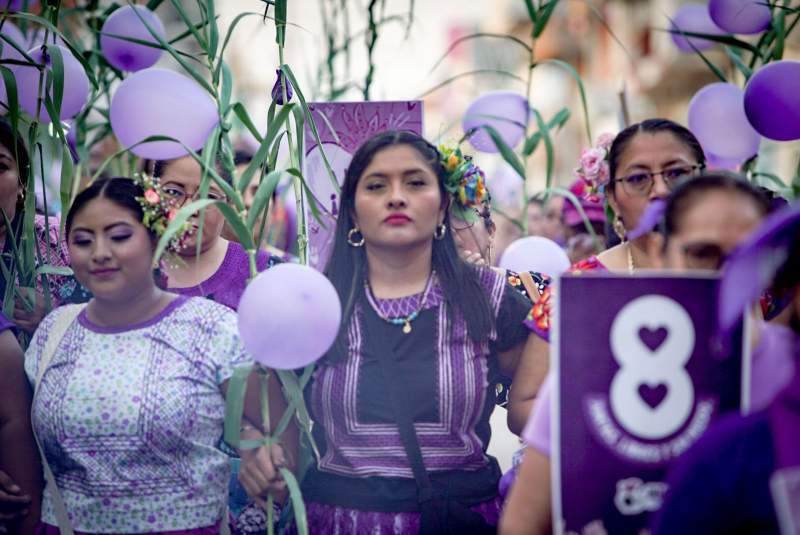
147, 156, 282, 310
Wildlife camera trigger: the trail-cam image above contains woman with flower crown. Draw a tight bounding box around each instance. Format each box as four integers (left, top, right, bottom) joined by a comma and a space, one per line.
13, 177, 292, 535
238, 130, 544, 534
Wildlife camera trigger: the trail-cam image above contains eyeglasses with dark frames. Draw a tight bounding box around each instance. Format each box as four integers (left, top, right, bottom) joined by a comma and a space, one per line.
612, 164, 705, 197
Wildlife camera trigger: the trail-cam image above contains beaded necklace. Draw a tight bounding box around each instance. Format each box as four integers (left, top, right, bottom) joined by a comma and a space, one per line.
364, 271, 435, 334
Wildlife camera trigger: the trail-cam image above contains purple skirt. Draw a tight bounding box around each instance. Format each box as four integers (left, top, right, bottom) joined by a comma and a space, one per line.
37, 524, 224, 535
292, 496, 502, 535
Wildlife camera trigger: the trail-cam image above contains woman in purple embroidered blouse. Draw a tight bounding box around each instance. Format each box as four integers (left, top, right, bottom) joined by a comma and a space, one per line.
15, 177, 290, 535
239, 131, 544, 534
146, 155, 282, 310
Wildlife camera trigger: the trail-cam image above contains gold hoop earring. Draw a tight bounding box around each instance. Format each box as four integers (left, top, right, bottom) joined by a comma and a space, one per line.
613, 215, 627, 242
347, 227, 365, 247
434, 223, 447, 240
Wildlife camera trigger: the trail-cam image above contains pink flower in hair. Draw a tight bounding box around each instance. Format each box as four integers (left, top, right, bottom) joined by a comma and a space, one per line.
579, 147, 607, 179
596, 132, 615, 151
144, 189, 160, 205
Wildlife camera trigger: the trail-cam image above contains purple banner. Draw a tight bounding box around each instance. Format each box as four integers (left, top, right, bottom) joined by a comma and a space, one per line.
303, 101, 424, 269
552, 273, 747, 534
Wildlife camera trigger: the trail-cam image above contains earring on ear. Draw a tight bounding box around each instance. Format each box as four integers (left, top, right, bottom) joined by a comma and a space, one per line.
347, 227, 365, 247
613, 214, 627, 242
434, 223, 447, 240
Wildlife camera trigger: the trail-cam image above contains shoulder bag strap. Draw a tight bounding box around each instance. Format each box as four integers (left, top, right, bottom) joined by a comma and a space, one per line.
33, 304, 85, 535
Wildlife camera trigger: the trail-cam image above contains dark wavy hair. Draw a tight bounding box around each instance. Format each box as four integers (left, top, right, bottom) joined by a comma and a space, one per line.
663, 171, 769, 243
65, 177, 149, 240
608, 118, 706, 187
0, 117, 30, 216
323, 131, 494, 361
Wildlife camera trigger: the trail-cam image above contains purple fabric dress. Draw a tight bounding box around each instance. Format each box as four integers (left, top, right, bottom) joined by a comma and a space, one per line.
169, 241, 281, 310
300, 268, 532, 534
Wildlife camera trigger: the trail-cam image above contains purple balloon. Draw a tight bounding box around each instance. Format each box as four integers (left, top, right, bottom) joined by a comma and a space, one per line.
13, 45, 89, 122
101, 5, 165, 72
237, 263, 342, 370
110, 68, 219, 159
0, 0, 39, 11
0, 21, 25, 61
671, 3, 726, 53
462, 91, 529, 153
744, 61, 800, 142
688, 83, 760, 162
706, 151, 741, 170
709, 0, 771, 35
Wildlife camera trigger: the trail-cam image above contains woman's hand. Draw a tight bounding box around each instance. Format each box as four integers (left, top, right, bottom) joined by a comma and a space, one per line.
13, 290, 47, 334
238, 442, 290, 506
0, 470, 31, 523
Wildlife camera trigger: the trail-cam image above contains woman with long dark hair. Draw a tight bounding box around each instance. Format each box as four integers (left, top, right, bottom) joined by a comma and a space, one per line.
240, 131, 542, 533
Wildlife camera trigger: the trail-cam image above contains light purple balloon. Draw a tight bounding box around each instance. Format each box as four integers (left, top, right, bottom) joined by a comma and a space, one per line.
498, 236, 570, 278
110, 68, 219, 159
13, 45, 89, 122
744, 61, 800, 142
688, 83, 760, 162
671, 3, 726, 53
709, 0, 771, 35
706, 151, 742, 170
101, 5, 165, 72
462, 91, 529, 153
0, 0, 39, 11
0, 21, 25, 61
237, 263, 342, 370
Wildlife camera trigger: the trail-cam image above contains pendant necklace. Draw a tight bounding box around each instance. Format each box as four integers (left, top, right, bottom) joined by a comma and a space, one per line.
365, 271, 435, 334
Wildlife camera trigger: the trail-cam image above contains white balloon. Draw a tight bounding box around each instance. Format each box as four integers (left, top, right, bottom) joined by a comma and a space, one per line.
498, 236, 570, 277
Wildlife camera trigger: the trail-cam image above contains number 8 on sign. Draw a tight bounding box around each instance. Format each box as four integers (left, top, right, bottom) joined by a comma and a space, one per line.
609, 295, 695, 440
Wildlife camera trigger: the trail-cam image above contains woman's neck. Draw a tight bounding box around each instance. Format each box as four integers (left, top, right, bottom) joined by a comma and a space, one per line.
366, 243, 433, 299
164, 237, 229, 288
597, 236, 652, 272
87, 286, 172, 328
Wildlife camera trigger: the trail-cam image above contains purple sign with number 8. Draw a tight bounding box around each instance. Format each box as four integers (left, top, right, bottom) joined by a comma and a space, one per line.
552, 273, 748, 534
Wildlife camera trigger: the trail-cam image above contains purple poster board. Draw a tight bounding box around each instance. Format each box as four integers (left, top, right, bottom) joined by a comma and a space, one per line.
552, 273, 748, 534
303, 101, 424, 269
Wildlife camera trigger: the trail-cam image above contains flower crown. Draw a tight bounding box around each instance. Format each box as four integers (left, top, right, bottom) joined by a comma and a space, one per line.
439, 144, 490, 223
134, 173, 193, 253
574, 132, 615, 202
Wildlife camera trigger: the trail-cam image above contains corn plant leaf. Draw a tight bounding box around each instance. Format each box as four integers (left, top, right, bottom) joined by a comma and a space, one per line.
35, 264, 73, 277
662, 28, 759, 54
415, 69, 526, 99
223, 364, 253, 447
280, 467, 308, 535
724, 46, 753, 79
246, 169, 283, 229
216, 202, 255, 251
152, 198, 217, 264
523, 107, 570, 156
772, 9, 786, 60
546, 185, 602, 249
237, 103, 294, 193
428, 33, 531, 74
219, 62, 233, 113
214, 11, 262, 81
205, 0, 219, 62
531, 107, 556, 190
533, 0, 560, 38
275, 0, 287, 47
232, 102, 263, 144
478, 124, 525, 179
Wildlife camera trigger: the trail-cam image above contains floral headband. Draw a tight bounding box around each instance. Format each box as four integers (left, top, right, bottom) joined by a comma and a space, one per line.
134, 173, 193, 253
439, 144, 490, 223
574, 132, 615, 202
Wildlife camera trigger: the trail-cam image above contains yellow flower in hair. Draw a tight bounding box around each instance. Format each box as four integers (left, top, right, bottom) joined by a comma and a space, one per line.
446, 152, 459, 171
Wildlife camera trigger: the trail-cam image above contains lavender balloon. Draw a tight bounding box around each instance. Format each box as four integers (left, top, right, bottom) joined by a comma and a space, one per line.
237, 263, 342, 370
744, 61, 800, 142
462, 91, 529, 153
709, 0, 771, 35
706, 151, 741, 171
688, 83, 760, 162
0, 21, 25, 60
110, 68, 219, 159
670, 3, 726, 53
14, 45, 90, 122
101, 5, 165, 72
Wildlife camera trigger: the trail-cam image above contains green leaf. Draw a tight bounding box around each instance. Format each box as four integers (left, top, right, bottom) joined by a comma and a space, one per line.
232, 103, 264, 144
772, 9, 786, 60
205, 0, 219, 62
280, 467, 308, 535
214, 12, 263, 81
223, 364, 253, 447
246, 171, 283, 230
168, 0, 208, 49
45, 44, 65, 119
0, 66, 20, 128
662, 28, 759, 54
219, 62, 233, 113
523, 0, 537, 24
523, 107, 570, 156
427, 33, 531, 74
275, 0, 287, 48
237, 103, 294, 193
35, 264, 73, 277
533, 0, 560, 38
414, 69, 526, 99
531, 108, 556, 190
479, 124, 526, 179
152, 198, 217, 263
533, 59, 592, 144
723, 46, 753, 79
547, 186, 602, 249
217, 202, 255, 251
